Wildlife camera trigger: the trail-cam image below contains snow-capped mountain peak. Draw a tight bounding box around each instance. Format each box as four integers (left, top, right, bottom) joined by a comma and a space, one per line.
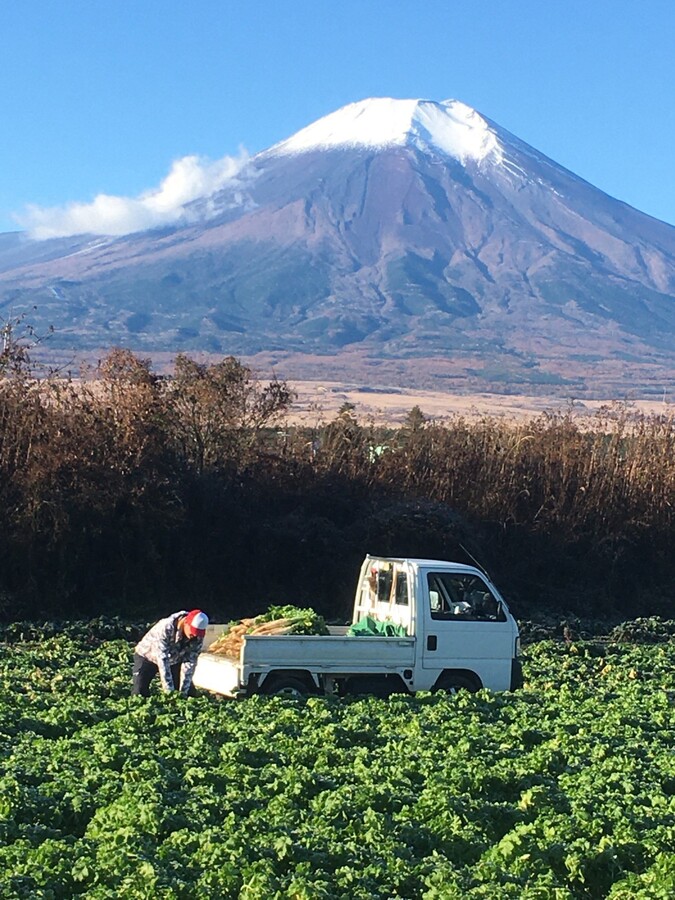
268, 97, 503, 164
2, 95, 675, 399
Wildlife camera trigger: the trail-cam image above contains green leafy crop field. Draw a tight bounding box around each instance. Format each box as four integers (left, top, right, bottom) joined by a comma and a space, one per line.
0, 628, 673, 898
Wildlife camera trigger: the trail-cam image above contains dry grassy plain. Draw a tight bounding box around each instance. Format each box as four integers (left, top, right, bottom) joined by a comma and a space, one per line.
284, 380, 672, 426
37, 348, 672, 427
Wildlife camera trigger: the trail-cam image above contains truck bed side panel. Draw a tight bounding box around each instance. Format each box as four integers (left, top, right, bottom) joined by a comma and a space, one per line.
243, 634, 416, 671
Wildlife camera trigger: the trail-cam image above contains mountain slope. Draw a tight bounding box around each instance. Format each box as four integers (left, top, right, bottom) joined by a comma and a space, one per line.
1, 98, 674, 396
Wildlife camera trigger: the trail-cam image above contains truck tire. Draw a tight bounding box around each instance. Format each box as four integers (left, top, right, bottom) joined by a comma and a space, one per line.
260, 675, 315, 698
434, 673, 480, 695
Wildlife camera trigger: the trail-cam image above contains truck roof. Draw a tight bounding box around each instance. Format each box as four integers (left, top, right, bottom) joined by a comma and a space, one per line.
368, 555, 486, 573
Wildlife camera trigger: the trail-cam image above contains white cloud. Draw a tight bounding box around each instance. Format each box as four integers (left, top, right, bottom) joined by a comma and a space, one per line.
16, 150, 251, 240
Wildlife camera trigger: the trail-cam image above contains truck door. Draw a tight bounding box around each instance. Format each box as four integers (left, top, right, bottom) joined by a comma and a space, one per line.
421, 569, 514, 690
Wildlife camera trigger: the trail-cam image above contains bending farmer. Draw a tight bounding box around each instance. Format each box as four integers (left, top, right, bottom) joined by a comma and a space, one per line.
132, 609, 209, 696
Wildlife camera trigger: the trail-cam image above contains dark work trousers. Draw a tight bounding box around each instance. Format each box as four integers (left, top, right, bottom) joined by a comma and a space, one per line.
132, 653, 190, 696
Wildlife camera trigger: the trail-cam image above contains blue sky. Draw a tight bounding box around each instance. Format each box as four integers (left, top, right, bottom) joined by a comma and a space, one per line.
1, 0, 674, 235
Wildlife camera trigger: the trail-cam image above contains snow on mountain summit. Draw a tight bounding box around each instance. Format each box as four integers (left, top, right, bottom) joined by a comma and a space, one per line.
269, 98, 503, 164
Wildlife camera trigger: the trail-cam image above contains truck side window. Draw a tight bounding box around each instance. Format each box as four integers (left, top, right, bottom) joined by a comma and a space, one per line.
428, 573, 505, 621
427, 574, 453, 618
394, 572, 409, 606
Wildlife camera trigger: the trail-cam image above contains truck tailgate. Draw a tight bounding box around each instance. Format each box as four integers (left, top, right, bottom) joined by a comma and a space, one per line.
192, 652, 240, 696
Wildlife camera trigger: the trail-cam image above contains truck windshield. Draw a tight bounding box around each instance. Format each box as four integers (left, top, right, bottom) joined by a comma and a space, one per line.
427, 573, 505, 621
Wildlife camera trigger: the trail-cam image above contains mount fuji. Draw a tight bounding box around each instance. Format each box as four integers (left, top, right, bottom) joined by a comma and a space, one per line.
1, 97, 674, 396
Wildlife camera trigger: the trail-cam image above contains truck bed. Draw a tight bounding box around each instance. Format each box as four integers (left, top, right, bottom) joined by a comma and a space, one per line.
193, 631, 416, 696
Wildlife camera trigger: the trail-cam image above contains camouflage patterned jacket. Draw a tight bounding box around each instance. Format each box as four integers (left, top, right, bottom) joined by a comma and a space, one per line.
134, 611, 204, 694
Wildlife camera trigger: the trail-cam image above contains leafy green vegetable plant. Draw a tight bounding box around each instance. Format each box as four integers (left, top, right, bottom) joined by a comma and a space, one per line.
0, 623, 673, 897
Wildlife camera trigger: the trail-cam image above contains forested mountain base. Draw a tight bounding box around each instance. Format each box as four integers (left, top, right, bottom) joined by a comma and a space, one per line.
1, 345, 674, 625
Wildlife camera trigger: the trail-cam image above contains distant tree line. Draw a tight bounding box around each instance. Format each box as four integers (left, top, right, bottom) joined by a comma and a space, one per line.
1, 329, 674, 624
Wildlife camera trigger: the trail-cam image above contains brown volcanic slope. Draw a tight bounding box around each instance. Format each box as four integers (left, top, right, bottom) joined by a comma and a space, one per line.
1, 98, 674, 399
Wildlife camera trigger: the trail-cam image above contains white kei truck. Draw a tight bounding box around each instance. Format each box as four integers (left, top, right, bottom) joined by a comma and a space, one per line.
192, 555, 523, 699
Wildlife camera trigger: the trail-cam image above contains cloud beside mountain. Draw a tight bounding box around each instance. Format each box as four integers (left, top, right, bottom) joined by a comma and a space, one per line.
14, 150, 251, 239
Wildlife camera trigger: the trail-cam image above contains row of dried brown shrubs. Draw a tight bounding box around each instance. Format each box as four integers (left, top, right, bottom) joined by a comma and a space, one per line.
1, 342, 673, 622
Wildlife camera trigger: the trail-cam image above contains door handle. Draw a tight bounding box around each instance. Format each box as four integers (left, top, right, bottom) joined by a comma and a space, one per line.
427, 635, 437, 651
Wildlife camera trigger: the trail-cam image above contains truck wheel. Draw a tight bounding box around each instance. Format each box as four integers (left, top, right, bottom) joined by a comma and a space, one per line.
434, 674, 479, 695
261, 676, 314, 698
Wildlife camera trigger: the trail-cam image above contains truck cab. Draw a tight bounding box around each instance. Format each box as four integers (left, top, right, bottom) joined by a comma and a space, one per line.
353, 556, 522, 694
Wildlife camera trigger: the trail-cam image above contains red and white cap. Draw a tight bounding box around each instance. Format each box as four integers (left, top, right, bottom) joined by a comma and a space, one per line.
184, 609, 209, 637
